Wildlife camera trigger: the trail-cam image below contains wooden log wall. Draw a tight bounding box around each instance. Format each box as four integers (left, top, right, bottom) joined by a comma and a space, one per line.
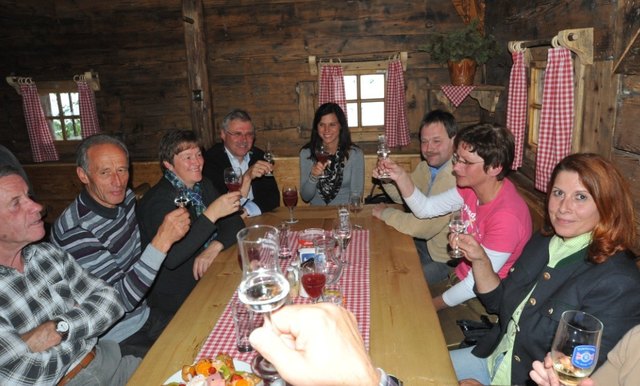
1, 0, 497, 164
486, 0, 640, 253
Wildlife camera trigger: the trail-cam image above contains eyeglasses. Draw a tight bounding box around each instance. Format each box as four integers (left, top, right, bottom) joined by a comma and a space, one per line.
452, 153, 484, 166
225, 130, 255, 139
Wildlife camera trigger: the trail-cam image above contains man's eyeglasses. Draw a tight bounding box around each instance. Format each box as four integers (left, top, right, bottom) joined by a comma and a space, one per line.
452, 153, 483, 166
225, 131, 255, 139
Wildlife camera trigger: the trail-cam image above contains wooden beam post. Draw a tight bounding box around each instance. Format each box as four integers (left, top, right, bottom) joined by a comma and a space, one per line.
183, 0, 214, 149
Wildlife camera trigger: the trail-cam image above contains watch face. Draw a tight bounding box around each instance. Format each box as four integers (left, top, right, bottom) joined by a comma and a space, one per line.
56, 320, 69, 333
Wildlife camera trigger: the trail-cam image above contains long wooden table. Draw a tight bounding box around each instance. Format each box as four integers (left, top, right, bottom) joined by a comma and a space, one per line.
127, 206, 456, 385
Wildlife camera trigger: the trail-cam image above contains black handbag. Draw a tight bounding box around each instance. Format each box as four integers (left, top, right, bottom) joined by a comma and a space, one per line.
364, 183, 393, 204
456, 314, 494, 348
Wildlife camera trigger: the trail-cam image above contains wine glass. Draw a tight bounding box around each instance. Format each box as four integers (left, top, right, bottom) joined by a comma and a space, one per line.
263, 142, 274, 177
448, 208, 466, 259
237, 225, 290, 383
376, 135, 391, 180
224, 166, 242, 192
314, 143, 331, 179
173, 187, 191, 208
282, 185, 298, 224
300, 257, 327, 303
551, 310, 603, 385
332, 217, 352, 265
348, 192, 364, 229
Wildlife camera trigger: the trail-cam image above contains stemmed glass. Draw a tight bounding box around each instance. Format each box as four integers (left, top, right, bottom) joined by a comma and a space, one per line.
224, 166, 242, 192
314, 143, 331, 179
173, 187, 191, 208
237, 225, 290, 384
332, 218, 352, 265
282, 185, 298, 224
263, 142, 274, 177
376, 135, 391, 180
448, 208, 466, 259
551, 310, 603, 385
300, 258, 327, 303
348, 193, 364, 229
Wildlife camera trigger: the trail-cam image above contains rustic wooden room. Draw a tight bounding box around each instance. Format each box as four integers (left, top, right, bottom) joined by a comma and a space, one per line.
1, 1, 640, 385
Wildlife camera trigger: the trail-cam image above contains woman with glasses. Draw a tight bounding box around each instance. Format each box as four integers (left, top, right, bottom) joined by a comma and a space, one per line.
374, 123, 532, 311
299, 103, 364, 205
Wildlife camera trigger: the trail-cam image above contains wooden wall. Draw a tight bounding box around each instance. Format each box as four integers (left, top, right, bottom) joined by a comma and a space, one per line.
1, 0, 495, 163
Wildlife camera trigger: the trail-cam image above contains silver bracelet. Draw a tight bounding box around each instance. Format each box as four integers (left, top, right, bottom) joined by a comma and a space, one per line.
309, 174, 319, 183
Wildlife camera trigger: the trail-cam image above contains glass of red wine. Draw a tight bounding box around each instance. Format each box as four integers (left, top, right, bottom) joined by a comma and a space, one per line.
224, 167, 242, 192
300, 257, 327, 303
282, 185, 298, 224
314, 143, 331, 179
237, 225, 289, 384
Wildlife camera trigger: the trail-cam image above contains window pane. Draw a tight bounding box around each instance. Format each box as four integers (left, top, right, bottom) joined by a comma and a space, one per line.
61, 93, 74, 116
51, 119, 63, 140
73, 118, 82, 138
344, 75, 357, 100
71, 92, 80, 115
346, 102, 359, 127
361, 102, 384, 126
49, 94, 59, 116
64, 119, 81, 140
360, 74, 384, 99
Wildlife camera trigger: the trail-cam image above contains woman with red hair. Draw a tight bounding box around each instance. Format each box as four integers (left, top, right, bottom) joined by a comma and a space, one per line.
450, 153, 640, 385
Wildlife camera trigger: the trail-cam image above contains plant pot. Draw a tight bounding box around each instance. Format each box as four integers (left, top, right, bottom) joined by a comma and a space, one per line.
447, 59, 477, 86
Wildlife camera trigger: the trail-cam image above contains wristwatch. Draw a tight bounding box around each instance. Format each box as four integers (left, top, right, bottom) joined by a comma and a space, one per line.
54, 319, 69, 341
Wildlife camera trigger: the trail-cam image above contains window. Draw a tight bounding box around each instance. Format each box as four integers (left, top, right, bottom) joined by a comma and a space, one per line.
526, 61, 546, 150
344, 73, 385, 129
40, 91, 82, 141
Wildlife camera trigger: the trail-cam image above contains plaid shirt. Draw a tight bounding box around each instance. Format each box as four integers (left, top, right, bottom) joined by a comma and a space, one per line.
0, 243, 124, 385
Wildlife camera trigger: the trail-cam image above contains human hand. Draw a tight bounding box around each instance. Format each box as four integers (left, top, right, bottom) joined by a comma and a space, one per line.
450, 233, 486, 262
203, 191, 242, 222
249, 303, 380, 386
529, 353, 595, 386
21, 321, 62, 352
246, 160, 273, 180
310, 160, 328, 178
371, 203, 387, 219
151, 208, 191, 253
192, 241, 223, 280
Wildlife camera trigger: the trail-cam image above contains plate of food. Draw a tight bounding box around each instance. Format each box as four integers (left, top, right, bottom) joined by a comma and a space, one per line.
163, 353, 262, 386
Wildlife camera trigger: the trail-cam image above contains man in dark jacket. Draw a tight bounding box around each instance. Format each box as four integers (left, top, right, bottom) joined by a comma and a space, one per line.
203, 109, 280, 217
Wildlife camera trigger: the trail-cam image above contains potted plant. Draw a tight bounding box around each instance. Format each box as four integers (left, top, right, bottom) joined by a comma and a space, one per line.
420, 20, 500, 85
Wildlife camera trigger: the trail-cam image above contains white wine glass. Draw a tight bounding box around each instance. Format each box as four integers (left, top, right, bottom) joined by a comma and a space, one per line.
348, 192, 364, 229
263, 142, 274, 177
448, 208, 466, 259
332, 218, 352, 265
551, 310, 603, 386
237, 225, 290, 383
173, 187, 191, 208
376, 135, 391, 180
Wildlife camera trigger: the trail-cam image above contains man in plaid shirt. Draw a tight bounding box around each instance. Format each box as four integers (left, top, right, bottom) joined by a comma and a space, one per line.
0, 166, 139, 385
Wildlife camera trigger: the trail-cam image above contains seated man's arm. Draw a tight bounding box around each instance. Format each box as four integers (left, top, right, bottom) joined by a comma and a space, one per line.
51, 225, 161, 312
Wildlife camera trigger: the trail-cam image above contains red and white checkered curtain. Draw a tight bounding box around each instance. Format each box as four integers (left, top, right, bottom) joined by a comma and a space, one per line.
19, 82, 59, 162
318, 65, 347, 116
506, 51, 527, 170
384, 59, 410, 148
535, 47, 574, 192
77, 80, 101, 137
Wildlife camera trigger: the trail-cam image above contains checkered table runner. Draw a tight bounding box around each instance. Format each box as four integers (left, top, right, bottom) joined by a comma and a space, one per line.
440, 84, 476, 107
196, 229, 370, 362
